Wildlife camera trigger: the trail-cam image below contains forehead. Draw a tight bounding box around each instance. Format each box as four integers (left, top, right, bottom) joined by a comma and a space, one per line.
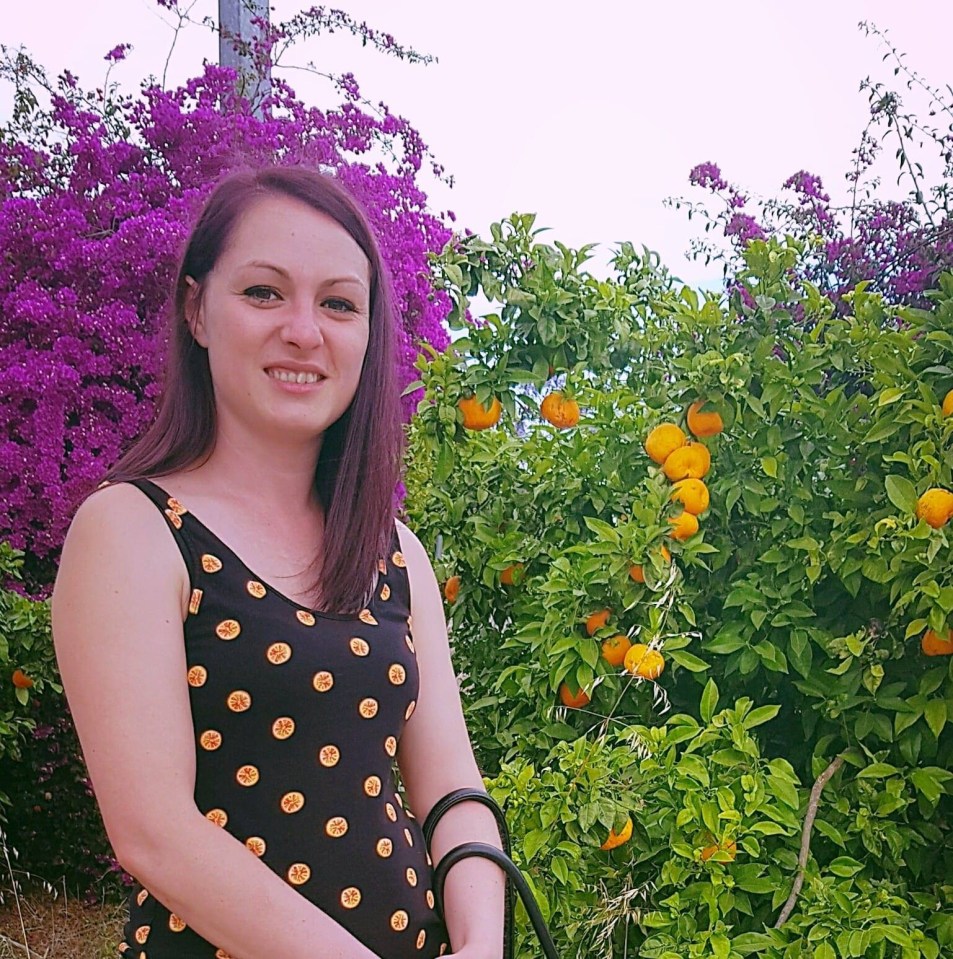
219, 194, 370, 283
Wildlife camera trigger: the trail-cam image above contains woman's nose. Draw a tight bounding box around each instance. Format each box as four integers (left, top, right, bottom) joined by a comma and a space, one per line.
280, 303, 325, 350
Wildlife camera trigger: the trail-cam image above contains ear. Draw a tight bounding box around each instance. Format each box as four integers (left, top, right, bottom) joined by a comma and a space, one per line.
184, 276, 209, 348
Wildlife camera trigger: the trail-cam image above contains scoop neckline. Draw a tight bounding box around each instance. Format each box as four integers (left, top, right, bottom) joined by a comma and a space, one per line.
135, 477, 382, 623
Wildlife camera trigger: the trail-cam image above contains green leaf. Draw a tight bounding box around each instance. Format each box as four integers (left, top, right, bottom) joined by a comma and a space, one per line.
924, 699, 947, 739
668, 649, 709, 672
828, 856, 863, 877
743, 704, 781, 729
884, 474, 917, 513
813, 943, 836, 959
700, 678, 719, 724
857, 762, 899, 779
761, 456, 778, 478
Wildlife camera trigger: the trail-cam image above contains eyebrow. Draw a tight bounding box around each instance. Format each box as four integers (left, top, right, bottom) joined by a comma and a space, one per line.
241, 261, 368, 290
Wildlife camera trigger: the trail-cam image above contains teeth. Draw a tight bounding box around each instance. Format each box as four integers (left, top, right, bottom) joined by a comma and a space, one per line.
269, 369, 321, 384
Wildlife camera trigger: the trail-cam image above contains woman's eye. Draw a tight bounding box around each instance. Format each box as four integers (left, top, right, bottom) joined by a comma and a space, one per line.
324, 297, 356, 313
244, 286, 279, 302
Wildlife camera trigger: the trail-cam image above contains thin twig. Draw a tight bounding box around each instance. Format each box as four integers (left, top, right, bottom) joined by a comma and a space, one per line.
774, 754, 845, 927
0, 931, 33, 955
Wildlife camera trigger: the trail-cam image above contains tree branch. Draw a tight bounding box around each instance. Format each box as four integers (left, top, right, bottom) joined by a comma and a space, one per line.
774, 754, 845, 928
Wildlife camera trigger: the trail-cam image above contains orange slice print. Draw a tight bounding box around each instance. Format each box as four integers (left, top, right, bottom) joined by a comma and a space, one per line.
280, 791, 305, 814
164, 509, 183, 529
340, 887, 362, 909
385, 803, 397, 822
168, 914, 186, 933
319, 744, 341, 767
426, 890, 435, 909
312, 670, 334, 692
188, 588, 203, 615
378, 558, 387, 574
227, 690, 251, 712
187, 665, 207, 687
376, 837, 393, 857
392, 551, 407, 569
205, 808, 228, 828
236, 765, 260, 786
166, 497, 188, 516
245, 836, 266, 857
136, 888, 149, 907
266, 642, 292, 664
406, 867, 417, 887
325, 816, 349, 838
394, 793, 403, 807
380, 583, 391, 601
364, 775, 382, 796
359, 609, 378, 626
404, 700, 417, 721
384, 736, 397, 757
389, 664, 406, 685
287, 863, 311, 885
199, 730, 222, 751
359, 698, 379, 719
404, 828, 414, 846
296, 610, 316, 627
349, 637, 370, 657
405, 635, 415, 653
390, 910, 409, 931
134, 925, 150, 944
215, 619, 241, 640
215, 950, 234, 959
272, 717, 295, 739
439, 943, 448, 956
201, 554, 223, 573
417, 930, 427, 950
246, 580, 266, 599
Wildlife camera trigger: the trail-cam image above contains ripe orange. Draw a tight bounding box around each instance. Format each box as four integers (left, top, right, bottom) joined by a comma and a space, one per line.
943, 388, 953, 417
443, 575, 460, 604
629, 546, 671, 583
662, 442, 711, 481
500, 563, 525, 586
668, 510, 700, 541
916, 488, 953, 529
670, 478, 709, 515
686, 399, 724, 438
586, 609, 611, 636
700, 839, 737, 861
458, 394, 502, 430
600, 817, 633, 851
623, 644, 665, 680
601, 634, 633, 668
645, 423, 686, 465
559, 682, 591, 709
11, 669, 34, 689
540, 391, 580, 428
921, 628, 953, 656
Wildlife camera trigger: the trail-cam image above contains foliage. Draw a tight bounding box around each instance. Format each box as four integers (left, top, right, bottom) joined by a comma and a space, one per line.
0, 2, 452, 590
668, 23, 953, 311
403, 218, 953, 957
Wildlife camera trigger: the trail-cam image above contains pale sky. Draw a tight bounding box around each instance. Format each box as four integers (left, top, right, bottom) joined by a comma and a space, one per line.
2, 1, 949, 285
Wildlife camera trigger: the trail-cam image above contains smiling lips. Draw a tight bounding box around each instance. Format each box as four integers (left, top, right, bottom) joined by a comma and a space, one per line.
266, 367, 325, 384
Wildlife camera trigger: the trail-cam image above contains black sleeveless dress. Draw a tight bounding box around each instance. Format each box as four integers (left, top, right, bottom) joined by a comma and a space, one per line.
115, 478, 450, 959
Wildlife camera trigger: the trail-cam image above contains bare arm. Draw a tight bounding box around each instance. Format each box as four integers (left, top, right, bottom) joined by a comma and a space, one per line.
52, 484, 385, 959
396, 522, 506, 959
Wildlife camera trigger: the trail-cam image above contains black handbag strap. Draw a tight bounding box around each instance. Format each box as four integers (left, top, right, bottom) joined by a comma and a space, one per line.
423, 788, 560, 959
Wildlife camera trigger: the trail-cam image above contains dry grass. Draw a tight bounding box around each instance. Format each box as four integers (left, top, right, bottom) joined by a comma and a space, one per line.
0, 885, 124, 959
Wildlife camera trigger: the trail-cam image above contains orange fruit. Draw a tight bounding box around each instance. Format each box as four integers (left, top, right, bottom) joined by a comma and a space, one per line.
600, 817, 633, 851
629, 546, 671, 583
686, 399, 724, 438
700, 839, 737, 861
670, 478, 709, 515
623, 644, 665, 680
443, 575, 460, 604
11, 669, 34, 689
500, 563, 525, 586
668, 510, 699, 541
662, 442, 711, 481
645, 423, 686, 465
559, 683, 591, 709
942, 389, 953, 417
586, 609, 611, 636
921, 628, 953, 656
601, 634, 632, 668
458, 394, 502, 430
540, 391, 580, 428
916, 488, 953, 529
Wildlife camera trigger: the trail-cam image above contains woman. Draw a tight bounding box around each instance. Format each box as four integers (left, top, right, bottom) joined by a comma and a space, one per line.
52, 167, 505, 959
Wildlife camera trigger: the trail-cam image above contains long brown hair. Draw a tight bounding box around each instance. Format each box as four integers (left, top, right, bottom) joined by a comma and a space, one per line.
104, 166, 402, 614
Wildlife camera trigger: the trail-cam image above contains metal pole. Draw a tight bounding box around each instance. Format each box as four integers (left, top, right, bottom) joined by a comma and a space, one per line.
218, 0, 271, 115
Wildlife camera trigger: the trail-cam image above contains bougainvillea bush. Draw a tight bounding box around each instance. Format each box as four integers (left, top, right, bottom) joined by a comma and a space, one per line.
0, 6, 452, 590
670, 23, 953, 311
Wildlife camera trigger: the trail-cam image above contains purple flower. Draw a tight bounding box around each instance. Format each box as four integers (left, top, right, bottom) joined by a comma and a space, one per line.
103, 44, 132, 63
689, 162, 728, 192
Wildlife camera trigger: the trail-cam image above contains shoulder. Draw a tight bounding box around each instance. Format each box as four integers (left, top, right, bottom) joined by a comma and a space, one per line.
394, 519, 440, 609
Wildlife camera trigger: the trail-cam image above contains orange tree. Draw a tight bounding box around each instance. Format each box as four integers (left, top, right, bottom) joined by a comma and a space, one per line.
403, 217, 953, 958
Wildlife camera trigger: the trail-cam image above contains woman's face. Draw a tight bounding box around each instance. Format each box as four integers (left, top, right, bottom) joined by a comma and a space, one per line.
188, 194, 372, 449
